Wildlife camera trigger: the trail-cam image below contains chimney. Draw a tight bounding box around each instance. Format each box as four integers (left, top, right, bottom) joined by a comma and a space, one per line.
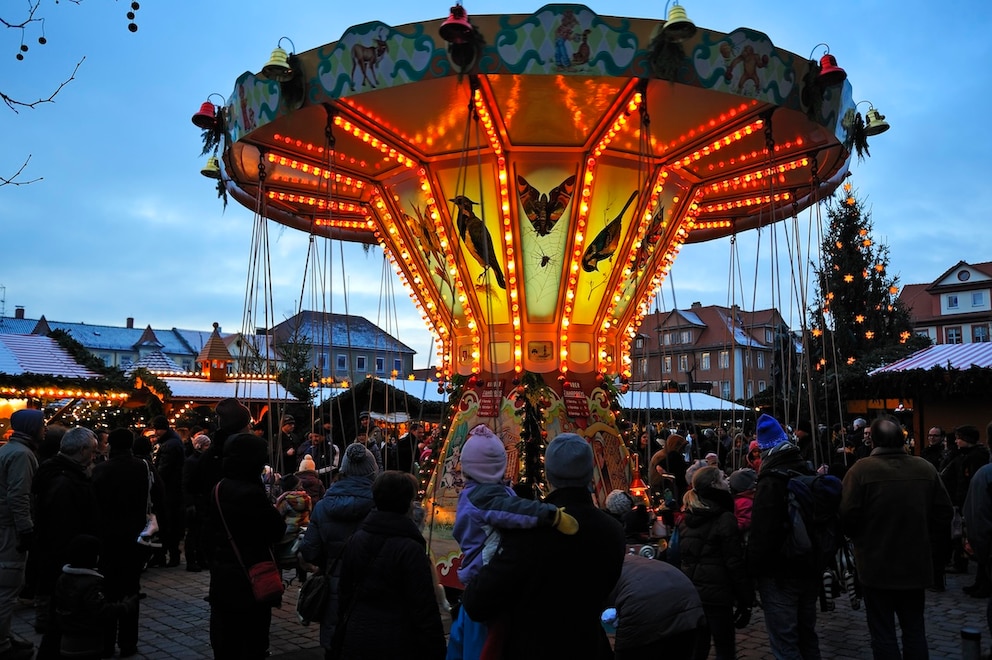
256, 327, 267, 335
126, 317, 134, 329
691, 301, 702, 308
14, 306, 24, 320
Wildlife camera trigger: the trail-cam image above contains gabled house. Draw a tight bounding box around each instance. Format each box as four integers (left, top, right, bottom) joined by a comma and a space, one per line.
899, 260, 992, 345
632, 301, 793, 401
271, 311, 417, 382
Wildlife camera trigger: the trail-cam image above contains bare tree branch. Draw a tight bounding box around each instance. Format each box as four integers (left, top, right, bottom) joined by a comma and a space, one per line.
2, 57, 84, 113
0, 155, 43, 187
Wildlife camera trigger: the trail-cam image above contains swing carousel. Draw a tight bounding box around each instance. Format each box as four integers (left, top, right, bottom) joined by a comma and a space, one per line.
198, 3, 867, 522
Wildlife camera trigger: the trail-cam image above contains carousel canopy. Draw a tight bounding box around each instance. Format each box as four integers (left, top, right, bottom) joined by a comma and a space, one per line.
620, 389, 751, 412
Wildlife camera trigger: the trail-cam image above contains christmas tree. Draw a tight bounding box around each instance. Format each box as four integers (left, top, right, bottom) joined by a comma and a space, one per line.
808, 181, 928, 414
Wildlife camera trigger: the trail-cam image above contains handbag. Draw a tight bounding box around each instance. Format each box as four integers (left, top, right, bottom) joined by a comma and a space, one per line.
214, 483, 286, 604
296, 536, 351, 625
136, 459, 162, 548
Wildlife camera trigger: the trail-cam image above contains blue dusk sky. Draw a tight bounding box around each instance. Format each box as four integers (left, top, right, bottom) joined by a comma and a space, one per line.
2, 1, 990, 369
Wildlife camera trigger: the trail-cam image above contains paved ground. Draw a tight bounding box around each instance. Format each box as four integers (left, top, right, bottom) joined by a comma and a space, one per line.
9, 563, 990, 658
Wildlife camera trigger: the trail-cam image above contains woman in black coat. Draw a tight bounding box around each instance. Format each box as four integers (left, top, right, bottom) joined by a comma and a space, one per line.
678, 466, 753, 660
334, 471, 445, 660
207, 433, 285, 660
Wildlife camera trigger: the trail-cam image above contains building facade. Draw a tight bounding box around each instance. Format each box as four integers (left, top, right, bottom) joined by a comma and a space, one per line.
899, 260, 992, 345
631, 301, 794, 402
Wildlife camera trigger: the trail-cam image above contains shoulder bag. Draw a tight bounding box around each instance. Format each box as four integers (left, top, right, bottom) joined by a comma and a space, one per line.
213, 482, 285, 604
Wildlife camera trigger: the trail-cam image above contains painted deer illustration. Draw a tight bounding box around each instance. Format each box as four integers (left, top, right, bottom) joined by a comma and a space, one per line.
350, 30, 389, 90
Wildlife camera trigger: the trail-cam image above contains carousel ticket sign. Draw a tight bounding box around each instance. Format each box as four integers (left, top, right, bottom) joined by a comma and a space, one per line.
478, 380, 504, 418
563, 380, 590, 419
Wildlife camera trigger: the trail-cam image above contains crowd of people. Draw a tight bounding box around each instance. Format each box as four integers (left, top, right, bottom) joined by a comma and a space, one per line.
1, 401, 991, 660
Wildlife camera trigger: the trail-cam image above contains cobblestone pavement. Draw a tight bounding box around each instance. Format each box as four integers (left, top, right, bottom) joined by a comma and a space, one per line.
8, 563, 989, 658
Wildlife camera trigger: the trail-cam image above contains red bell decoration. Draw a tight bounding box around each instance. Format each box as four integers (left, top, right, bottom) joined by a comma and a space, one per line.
192, 101, 217, 129
817, 53, 847, 87
440, 4, 474, 44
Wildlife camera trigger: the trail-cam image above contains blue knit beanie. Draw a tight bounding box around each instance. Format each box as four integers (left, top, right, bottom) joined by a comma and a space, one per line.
756, 414, 789, 451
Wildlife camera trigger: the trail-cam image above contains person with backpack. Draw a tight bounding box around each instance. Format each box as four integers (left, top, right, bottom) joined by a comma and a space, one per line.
746, 414, 825, 660
840, 415, 953, 660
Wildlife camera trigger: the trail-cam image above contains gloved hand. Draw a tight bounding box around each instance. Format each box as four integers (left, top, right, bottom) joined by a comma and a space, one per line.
733, 606, 752, 629
552, 508, 579, 535
551, 508, 579, 536
15, 530, 34, 554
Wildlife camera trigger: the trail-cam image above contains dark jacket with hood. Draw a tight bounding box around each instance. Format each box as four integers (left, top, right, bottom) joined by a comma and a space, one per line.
0, 409, 43, 542
336, 509, 445, 660
32, 453, 100, 591
298, 474, 375, 648
746, 441, 818, 579
678, 486, 753, 608
207, 433, 285, 609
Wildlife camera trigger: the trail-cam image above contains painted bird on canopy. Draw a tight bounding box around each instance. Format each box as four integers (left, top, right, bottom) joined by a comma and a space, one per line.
450, 195, 507, 290
582, 190, 638, 273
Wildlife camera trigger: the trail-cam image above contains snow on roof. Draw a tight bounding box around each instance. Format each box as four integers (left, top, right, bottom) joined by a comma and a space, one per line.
620, 390, 752, 412
0, 334, 101, 379
161, 377, 297, 402
869, 343, 992, 374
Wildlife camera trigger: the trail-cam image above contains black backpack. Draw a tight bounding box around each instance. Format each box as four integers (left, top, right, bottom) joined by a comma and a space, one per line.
773, 469, 843, 569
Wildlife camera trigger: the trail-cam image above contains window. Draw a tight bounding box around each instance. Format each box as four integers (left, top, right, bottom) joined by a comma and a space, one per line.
947, 294, 959, 309
679, 330, 691, 344
765, 329, 774, 343
758, 380, 767, 392
637, 357, 648, 376
100, 353, 111, 366
746, 380, 753, 399
678, 355, 688, 372
663, 333, 673, 346
356, 356, 367, 372
718, 350, 729, 368
181, 359, 192, 372
757, 353, 765, 369
946, 327, 962, 344
975, 326, 990, 343
336, 354, 347, 371
973, 292, 985, 307
744, 353, 751, 367
700, 352, 711, 370
318, 352, 328, 369
721, 381, 731, 399
120, 355, 133, 368
393, 358, 403, 373
663, 356, 672, 373
375, 357, 385, 373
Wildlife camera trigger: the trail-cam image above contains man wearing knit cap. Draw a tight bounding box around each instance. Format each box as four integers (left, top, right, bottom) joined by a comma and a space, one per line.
462, 432, 625, 659
0, 410, 43, 659
746, 414, 823, 659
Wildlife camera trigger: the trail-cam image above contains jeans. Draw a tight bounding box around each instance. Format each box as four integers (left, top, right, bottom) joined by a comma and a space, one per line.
757, 575, 821, 660
862, 587, 928, 660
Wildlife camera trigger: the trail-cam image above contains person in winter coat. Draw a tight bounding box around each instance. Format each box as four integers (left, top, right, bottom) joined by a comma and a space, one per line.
207, 433, 285, 660
940, 424, 990, 575
181, 434, 211, 573
298, 443, 377, 653
54, 534, 138, 660
32, 426, 100, 660
746, 414, 822, 660
333, 470, 445, 660
461, 433, 626, 660
649, 434, 689, 504
678, 466, 753, 660
295, 456, 327, 504
90, 428, 152, 657
728, 468, 757, 535
447, 425, 578, 660
0, 408, 43, 660
605, 554, 707, 660
149, 416, 185, 568
840, 415, 953, 660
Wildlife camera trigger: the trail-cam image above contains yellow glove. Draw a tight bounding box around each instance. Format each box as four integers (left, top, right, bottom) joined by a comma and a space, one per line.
553, 507, 580, 535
